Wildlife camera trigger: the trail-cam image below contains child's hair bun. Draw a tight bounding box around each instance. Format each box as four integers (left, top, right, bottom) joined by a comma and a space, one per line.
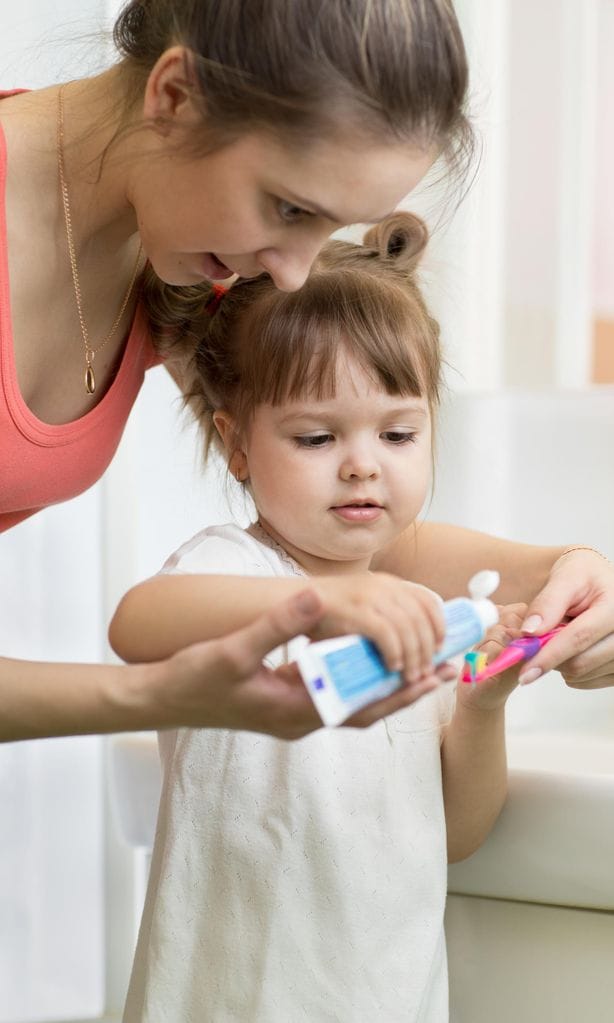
363, 212, 429, 270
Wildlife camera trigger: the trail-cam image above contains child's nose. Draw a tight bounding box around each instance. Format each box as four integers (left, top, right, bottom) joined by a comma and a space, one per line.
339, 451, 381, 481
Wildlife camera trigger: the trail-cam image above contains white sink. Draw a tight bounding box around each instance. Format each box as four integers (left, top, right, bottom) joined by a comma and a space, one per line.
448, 732, 614, 910
109, 730, 614, 912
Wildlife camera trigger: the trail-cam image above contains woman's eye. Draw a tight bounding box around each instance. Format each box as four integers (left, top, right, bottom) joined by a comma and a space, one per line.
278, 200, 312, 224
294, 433, 333, 448
382, 431, 417, 444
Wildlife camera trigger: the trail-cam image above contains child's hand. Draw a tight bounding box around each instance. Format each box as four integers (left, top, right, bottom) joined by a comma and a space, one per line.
457, 602, 528, 710
308, 572, 446, 684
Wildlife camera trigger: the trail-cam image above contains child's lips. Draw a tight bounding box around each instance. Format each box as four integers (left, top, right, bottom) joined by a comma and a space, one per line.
331, 503, 383, 522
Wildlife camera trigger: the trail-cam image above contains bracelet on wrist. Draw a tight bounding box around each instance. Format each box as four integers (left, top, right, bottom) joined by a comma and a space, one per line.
556, 545, 610, 565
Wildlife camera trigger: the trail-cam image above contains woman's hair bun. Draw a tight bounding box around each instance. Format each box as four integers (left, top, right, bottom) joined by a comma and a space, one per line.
363, 212, 429, 270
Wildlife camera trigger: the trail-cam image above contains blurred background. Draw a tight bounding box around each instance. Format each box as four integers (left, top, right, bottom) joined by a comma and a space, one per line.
1, 1, 614, 1020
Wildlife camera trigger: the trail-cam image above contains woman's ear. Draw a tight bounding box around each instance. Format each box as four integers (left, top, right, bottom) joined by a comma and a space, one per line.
143, 45, 201, 135
213, 411, 249, 482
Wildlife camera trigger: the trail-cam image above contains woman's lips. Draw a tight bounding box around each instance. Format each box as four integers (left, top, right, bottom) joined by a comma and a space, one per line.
200, 253, 236, 281
331, 504, 383, 522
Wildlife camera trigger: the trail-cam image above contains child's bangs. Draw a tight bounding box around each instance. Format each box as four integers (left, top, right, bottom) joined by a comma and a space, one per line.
238, 274, 431, 413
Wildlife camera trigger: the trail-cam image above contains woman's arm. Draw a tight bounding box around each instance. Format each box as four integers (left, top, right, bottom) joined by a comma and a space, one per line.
375, 523, 614, 689
0, 590, 327, 742
372, 521, 563, 603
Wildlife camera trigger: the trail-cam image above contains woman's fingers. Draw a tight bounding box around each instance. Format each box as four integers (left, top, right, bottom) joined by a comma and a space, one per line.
518, 604, 613, 685
522, 548, 614, 640
558, 631, 614, 689
344, 675, 440, 728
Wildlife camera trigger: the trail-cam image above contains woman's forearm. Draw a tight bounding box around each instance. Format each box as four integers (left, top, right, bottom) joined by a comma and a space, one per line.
1, 590, 335, 743
441, 701, 508, 862
374, 521, 564, 603
0, 655, 157, 742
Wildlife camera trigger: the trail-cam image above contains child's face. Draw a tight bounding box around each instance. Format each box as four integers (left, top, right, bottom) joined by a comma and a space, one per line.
232, 353, 432, 575
130, 127, 435, 292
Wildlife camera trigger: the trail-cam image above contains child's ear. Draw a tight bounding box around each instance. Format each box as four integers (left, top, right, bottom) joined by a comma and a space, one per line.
213, 411, 249, 482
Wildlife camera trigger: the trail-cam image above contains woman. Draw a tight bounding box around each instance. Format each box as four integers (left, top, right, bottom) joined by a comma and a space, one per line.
2, 0, 612, 743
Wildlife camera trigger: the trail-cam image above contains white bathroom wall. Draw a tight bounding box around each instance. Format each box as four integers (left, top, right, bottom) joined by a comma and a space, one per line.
429, 388, 614, 734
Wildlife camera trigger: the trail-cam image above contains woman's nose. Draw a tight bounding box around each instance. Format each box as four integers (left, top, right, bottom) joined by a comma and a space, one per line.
257, 234, 329, 292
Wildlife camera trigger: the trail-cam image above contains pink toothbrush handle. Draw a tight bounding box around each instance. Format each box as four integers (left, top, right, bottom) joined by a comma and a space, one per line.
462, 626, 565, 684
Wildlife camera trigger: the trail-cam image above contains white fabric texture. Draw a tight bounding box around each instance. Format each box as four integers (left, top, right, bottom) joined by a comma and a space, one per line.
124, 523, 455, 1023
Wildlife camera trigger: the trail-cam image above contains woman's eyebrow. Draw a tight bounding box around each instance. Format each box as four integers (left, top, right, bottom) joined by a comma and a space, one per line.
284, 191, 395, 226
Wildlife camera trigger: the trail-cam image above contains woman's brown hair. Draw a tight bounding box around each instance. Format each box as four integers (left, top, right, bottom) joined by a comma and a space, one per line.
114, 0, 472, 166
142, 212, 442, 459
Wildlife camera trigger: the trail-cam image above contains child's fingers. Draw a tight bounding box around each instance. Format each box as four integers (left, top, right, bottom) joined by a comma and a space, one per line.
471, 603, 527, 668
400, 591, 446, 680
375, 601, 440, 681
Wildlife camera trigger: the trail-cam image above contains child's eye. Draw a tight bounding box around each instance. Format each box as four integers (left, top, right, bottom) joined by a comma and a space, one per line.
294, 433, 333, 448
277, 200, 313, 224
381, 430, 417, 444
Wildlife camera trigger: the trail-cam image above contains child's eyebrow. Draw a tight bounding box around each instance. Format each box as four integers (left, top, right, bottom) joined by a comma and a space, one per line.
277, 401, 429, 425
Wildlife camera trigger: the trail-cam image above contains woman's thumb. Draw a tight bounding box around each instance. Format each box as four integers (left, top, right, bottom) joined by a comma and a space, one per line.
236, 588, 324, 667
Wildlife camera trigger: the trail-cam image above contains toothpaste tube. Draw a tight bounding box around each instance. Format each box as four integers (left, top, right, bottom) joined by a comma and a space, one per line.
297, 572, 499, 726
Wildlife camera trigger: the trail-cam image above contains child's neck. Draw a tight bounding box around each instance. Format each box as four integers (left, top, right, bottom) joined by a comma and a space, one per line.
251, 519, 374, 577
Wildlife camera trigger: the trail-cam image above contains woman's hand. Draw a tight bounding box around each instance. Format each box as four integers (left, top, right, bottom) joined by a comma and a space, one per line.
511, 548, 614, 689
308, 572, 446, 684
152, 587, 443, 740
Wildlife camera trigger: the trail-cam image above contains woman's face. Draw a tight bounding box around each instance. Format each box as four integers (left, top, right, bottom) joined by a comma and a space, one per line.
130, 127, 436, 291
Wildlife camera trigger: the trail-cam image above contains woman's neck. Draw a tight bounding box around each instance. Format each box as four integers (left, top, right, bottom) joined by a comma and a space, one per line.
52, 69, 143, 259
1, 71, 144, 258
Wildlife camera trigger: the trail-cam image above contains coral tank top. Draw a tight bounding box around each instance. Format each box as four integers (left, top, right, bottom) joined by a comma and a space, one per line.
0, 91, 162, 532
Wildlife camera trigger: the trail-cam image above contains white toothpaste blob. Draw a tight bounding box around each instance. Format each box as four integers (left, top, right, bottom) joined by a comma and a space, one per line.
467, 570, 500, 601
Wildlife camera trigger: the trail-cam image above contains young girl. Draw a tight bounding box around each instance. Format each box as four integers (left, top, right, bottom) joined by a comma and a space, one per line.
111, 213, 521, 1022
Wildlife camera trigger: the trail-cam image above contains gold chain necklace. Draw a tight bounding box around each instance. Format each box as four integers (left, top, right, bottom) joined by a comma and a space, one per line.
57, 85, 143, 395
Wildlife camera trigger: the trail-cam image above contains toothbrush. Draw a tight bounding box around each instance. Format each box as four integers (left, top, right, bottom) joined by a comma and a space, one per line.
461, 626, 565, 684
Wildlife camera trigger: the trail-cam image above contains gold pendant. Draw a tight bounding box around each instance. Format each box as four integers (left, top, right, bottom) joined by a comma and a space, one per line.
85, 363, 96, 395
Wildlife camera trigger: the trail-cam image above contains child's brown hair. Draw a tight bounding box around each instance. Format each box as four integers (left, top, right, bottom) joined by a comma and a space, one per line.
143, 212, 442, 459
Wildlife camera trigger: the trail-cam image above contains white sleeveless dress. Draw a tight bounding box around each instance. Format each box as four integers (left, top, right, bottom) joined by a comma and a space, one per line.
123, 523, 455, 1023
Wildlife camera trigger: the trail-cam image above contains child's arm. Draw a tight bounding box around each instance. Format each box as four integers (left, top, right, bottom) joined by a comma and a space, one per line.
441, 604, 526, 863
109, 570, 446, 684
